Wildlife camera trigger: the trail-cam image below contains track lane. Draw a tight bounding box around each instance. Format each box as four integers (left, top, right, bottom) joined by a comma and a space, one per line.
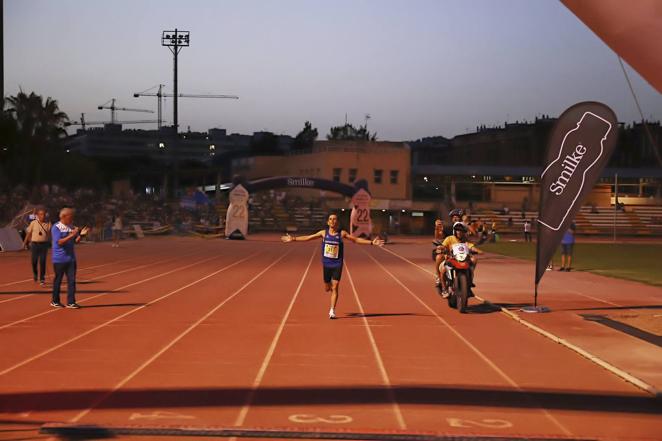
236, 244, 410, 432
0, 246, 202, 311
25, 245, 308, 428
0, 239, 260, 365
0, 238, 193, 286
0, 239, 202, 307
2, 238, 660, 441
0, 242, 276, 426
363, 244, 662, 440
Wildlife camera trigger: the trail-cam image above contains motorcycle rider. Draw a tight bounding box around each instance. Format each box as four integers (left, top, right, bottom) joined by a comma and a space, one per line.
439, 221, 483, 297
434, 209, 464, 289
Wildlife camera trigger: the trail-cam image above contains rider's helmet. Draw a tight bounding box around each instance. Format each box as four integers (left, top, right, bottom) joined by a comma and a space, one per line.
449, 208, 464, 220
453, 221, 467, 236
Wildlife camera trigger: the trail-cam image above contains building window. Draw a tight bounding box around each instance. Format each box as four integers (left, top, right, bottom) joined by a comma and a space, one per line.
374, 169, 383, 184
333, 168, 342, 182
349, 168, 357, 183
390, 170, 399, 184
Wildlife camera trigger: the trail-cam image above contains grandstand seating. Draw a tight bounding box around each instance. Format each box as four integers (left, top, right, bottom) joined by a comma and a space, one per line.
474, 205, 662, 236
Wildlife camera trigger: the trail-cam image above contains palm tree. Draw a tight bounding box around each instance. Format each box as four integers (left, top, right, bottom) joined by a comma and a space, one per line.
5, 91, 69, 186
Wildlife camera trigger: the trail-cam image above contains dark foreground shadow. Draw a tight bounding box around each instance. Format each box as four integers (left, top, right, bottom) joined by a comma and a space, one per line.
342, 312, 427, 319
491, 302, 534, 309
77, 303, 147, 309
581, 314, 662, 348
0, 290, 126, 295
465, 302, 502, 314
568, 305, 662, 312
1, 385, 659, 415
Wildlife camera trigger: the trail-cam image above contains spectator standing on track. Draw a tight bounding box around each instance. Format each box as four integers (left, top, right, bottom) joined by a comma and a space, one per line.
523, 219, 532, 242
112, 212, 123, 247
281, 213, 384, 319
23, 208, 51, 286
559, 222, 576, 272
94, 213, 105, 242
434, 218, 444, 241
50, 208, 88, 309
432, 218, 445, 288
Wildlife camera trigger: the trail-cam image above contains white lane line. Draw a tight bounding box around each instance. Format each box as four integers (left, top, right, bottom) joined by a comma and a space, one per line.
70, 249, 293, 423
0, 250, 212, 331
0, 249, 200, 305
345, 261, 407, 430
568, 289, 621, 307
0, 251, 258, 376
234, 247, 316, 427
364, 250, 573, 437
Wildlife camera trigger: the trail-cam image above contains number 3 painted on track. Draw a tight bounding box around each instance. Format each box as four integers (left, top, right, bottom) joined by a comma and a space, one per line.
447, 418, 512, 429
289, 414, 353, 424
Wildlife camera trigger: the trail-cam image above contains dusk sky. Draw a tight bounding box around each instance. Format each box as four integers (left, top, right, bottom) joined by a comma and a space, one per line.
5, 0, 661, 141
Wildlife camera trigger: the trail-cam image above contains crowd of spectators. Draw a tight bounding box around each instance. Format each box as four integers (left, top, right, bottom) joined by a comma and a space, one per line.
0, 184, 225, 240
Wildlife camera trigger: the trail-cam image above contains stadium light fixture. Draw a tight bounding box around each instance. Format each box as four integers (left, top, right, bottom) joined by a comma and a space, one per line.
161, 29, 189, 134
158, 142, 165, 149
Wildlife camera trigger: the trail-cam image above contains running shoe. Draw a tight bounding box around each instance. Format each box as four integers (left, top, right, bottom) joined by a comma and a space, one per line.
40, 280, 46, 287
441, 290, 450, 299
329, 309, 336, 320
66, 303, 81, 309
50, 302, 63, 308
434, 276, 440, 286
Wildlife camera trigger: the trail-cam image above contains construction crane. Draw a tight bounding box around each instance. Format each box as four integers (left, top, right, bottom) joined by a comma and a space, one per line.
133, 84, 239, 129
64, 113, 158, 130
97, 98, 155, 124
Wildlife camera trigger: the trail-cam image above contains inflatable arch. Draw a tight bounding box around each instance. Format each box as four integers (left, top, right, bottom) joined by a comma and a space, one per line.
225, 176, 372, 239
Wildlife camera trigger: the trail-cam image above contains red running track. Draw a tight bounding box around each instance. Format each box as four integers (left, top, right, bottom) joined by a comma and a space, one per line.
0, 237, 660, 441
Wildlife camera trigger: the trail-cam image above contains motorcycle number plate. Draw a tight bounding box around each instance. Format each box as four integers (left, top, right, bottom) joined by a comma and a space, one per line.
452, 243, 469, 254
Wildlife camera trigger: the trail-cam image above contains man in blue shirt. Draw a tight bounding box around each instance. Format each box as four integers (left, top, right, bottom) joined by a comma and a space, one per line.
281, 213, 384, 319
51, 208, 89, 308
560, 222, 576, 272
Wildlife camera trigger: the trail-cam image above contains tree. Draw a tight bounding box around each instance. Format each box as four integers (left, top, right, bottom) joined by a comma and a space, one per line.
250, 131, 280, 155
326, 123, 376, 141
292, 121, 318, 150
4, 91, 69, 187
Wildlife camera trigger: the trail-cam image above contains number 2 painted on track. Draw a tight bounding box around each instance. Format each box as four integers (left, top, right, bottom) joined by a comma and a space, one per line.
447, 418, 512, 429
289, 414, 353, 424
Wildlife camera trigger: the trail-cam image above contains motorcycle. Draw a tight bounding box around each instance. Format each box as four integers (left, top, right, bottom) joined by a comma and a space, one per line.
440, 242, 475, 313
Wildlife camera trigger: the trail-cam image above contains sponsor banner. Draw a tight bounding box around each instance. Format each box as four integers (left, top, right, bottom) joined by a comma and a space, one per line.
350, 188, 372, 237
225, 184, 249, 238
536, 102, 618, 285
246, 176, 356, 197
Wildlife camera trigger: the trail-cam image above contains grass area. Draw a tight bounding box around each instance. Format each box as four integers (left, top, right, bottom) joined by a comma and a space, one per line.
480, 241, 662, 287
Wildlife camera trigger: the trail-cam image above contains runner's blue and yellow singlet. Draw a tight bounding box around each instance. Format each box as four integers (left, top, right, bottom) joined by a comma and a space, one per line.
322, 228, 344, 268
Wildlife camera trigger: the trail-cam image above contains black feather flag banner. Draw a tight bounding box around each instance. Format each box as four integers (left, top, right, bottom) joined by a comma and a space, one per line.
535, 102, 618, 290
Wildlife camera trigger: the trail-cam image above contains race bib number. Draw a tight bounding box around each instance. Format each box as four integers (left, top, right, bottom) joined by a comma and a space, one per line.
324, 243, 339, 259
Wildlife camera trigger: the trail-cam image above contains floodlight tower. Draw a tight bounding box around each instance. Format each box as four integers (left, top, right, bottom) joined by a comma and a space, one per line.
161, 29, 189, 133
